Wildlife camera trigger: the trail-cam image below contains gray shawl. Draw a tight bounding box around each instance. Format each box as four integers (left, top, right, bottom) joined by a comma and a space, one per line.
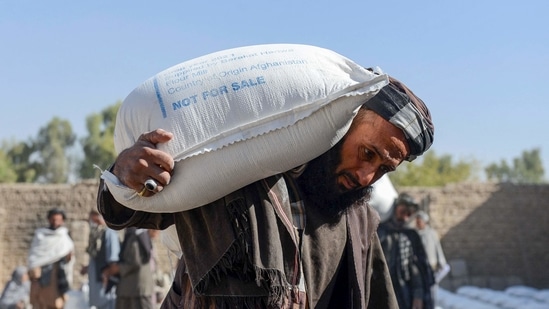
175, 174, 396, 308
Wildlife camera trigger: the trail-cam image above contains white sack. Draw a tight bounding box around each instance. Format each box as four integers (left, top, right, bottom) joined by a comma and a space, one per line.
369, 174, 398, 222
104, 43, 389, 213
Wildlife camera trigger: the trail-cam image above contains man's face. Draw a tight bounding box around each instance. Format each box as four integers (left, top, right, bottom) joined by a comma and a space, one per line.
48, 214, 64, 230
88, 213, 104, 228
394, 204, 412, 223
297, 110, 409, 218
335, 110, 409, 192
415, 216, 426, 230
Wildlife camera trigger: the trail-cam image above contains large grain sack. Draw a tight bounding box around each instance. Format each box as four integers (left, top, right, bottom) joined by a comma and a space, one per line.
103, 43, 389, 213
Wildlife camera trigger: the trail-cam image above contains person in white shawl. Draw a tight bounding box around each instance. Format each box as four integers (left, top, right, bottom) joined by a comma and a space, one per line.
415, 210, 450, 307
27, 208, 74, 309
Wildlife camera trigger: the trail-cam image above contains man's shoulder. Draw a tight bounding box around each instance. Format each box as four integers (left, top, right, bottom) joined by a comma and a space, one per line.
242, 174, 286, 195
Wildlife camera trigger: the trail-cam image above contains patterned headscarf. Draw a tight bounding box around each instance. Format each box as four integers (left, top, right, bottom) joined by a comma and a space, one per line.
363, 73, 434, 161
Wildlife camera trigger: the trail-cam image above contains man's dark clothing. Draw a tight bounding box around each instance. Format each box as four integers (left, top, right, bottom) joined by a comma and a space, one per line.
99, 173, 398, 308
115, 227, 154, 309
377, 220, 434, 309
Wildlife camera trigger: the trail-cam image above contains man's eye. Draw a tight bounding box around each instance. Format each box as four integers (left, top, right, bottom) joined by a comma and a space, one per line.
362, 148, 374, 160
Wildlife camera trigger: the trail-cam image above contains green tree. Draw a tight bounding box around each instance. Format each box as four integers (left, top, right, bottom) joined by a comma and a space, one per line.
389, 150, 478, 187
33, 117, 76, 183
485, 148, 545, 183
79, 101, 121, 179
0, 146, 17, 183
5, 140, 37, 183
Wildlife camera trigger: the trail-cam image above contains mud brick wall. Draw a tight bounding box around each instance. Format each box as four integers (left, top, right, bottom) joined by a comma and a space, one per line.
0, 180, 179, 293
402, 183, 549, 291
1, 181, 548, 292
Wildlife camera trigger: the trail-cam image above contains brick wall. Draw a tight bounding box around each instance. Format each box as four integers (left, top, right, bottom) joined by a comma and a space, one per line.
401, 183, 549, 290
0, 180, 179, 292
1, 181, 548, 292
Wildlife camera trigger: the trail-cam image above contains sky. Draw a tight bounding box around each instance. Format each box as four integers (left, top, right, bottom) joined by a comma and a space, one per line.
1, 0, 548, 176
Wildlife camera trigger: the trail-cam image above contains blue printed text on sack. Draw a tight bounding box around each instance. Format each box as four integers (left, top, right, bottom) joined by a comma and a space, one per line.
171, 76, 266, 111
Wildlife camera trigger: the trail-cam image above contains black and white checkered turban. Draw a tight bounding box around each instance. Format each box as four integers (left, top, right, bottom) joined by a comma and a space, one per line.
364, 76, 434, 161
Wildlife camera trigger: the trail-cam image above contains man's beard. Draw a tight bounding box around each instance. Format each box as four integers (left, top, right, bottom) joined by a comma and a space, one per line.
296, 140, 372, 221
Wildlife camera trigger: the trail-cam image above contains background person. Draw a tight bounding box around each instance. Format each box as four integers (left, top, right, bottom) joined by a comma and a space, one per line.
415, 210, 450, 306
27, 208, 74, 309
102, 227, 154, 309
0, 266, 30, 309
377, 193, 435, 309
146, 229, 167, 308
81, 210, 120, 309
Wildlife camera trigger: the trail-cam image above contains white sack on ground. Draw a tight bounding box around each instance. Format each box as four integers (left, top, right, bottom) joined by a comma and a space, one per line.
103, 43, 389, 212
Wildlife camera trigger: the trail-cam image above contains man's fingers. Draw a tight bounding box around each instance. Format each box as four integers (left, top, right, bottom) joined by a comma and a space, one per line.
137, 129, 174, 146
148, 149, 175, 172
136, 129, 175, 171
111, 129, 175, 196
127, 155, 173, 197
147, 168, 172, 187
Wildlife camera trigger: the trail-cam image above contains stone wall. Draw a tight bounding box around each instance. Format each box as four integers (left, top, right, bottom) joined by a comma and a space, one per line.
0, 180, 179, 293
1, 181, 548, 292
402, 183, 549, 291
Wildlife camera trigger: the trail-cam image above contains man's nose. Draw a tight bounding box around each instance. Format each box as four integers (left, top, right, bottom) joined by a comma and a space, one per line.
356, 165, 377, 187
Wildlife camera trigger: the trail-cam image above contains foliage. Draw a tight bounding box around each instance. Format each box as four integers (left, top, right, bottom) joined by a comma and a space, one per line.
0, 120, 75, 184
6, 140, 38, 182
485, 148, 545, 183
0, 147, 17, 183
33, 117, 76, 183
79, 101, 121, 179
0, 102, 120, 183
389, 150, 479, 187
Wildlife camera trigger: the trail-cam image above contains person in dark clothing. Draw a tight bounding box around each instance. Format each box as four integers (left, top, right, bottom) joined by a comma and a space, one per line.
98, 77, 435, 308
377, 193, 435, 309
102, 227, 154, 309
81, 210, 120, 309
